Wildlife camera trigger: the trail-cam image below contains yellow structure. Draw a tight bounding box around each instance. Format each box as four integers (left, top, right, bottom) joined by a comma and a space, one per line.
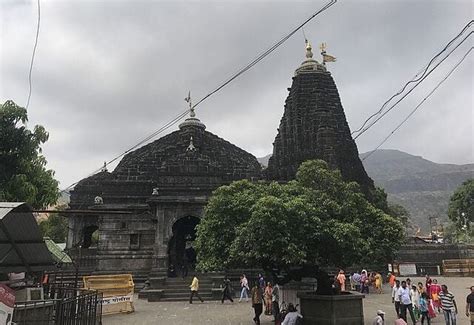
83, 274, 135, 315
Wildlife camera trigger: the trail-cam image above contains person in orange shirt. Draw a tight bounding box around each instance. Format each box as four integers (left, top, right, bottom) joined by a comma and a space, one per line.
388, 272, 396, 288
337, 270, 346, 292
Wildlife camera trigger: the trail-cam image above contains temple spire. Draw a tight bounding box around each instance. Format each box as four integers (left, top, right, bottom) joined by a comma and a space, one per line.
305, 40, 314, 59
179, 91, 206, 130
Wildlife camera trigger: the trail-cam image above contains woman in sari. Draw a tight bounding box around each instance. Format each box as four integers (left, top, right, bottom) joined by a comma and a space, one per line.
264, 282, 273, 315
429, 279, 441, 312
374, 273, 383, 294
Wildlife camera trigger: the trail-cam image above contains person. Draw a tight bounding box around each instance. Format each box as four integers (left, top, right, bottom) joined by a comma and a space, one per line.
221, 277, 234, 303
411, 285, 420, 320
352, 271, 361, 292
272, 282, 280, 323
392, 280, 402, 318
264, 282, 273, 315
398, 280, 417, 325
430, 279, 442, 312
189, 275, 204, 304
281, 303, 302, 325
388, 272, 396, 288
168, 264, 176, 277
239, 274, 249, 302
181, 263, 188, 279
373, 310, 385, 325
439, 284, 457, 325
332, 275, 341, 295
418, 282, 425, 294
466, 285, 474, 325
360, 270, 369, 294
395, 319, 408, 325
419, 292, 431, 325
251, 281, 263, 325
375, 272, 383, 294
425, 274, 432, 293
337, 270, 346, 292
406, 278, 412, 288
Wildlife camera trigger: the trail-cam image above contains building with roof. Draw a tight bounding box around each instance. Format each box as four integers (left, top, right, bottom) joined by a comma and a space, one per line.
66, 41, 375, 282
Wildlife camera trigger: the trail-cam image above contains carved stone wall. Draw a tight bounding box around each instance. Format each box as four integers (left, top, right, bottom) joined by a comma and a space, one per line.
266, 69, 375, 198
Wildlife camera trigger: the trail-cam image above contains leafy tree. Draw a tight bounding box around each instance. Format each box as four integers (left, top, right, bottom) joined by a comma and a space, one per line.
195, 160, 404, 292
446, 179, 473, 242
387, 203, 410, 226
39, 213, 68, 243
0, 100, 59, 208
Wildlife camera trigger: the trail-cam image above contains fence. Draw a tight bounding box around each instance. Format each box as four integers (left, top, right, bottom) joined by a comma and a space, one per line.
13, 286, 102, 325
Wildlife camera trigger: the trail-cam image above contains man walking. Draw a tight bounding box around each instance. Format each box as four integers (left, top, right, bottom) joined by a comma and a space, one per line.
398, 280, 416, 325
189, 275, 204, 304
466, 286, 474, 325
439, 284, 457, 325
251, 281, 263, 325
392, 280, 401, 318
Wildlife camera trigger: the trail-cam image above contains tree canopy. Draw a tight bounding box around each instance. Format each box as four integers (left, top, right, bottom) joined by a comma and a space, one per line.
446, 179, 473, 243
0, 100, 59, 208
195, 160, 404, 276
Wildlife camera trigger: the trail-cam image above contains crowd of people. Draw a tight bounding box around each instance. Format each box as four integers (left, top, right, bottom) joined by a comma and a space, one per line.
189, 271, 472, 325
386, 274, 465, 325
227, 273, 302, 325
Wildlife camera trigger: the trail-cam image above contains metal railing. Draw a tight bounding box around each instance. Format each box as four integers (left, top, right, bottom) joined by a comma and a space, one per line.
13, 286, 102, 325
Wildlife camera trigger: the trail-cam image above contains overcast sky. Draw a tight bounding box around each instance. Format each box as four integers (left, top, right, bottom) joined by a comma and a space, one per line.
1, 0, 473, 188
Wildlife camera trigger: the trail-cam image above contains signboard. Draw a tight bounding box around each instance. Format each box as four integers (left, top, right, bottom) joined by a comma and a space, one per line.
0, 284, 15, 325
398, 263, 417, 276
101, 294, 133, 305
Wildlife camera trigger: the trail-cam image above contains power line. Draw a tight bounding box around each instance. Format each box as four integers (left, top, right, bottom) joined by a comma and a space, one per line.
26, 0, 41, 109
191, 0, 337, 109
352, 20, 473, 136
362, 46, 473, 162
60, 0, 337, 194
353, 31, 473, 140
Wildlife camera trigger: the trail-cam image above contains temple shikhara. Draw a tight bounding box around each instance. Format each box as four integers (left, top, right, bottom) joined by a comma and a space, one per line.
66, 41, 375, 296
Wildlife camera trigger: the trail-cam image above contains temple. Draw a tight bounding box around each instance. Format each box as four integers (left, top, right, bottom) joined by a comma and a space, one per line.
266, 41, 375, 198
66, 41, 376, 290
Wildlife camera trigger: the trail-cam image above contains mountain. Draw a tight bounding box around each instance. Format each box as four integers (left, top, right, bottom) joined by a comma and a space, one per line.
258, 149, 474, 232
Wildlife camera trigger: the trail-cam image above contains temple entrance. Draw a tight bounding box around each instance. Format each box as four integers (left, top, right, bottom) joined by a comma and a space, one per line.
167, 216, 199, 277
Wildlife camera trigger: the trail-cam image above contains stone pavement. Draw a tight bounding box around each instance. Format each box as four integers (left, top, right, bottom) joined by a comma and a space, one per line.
103, 276, 472, 325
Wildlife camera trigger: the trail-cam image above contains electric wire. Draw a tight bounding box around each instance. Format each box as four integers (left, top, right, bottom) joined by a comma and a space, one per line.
26, 0, 41, 109
353, 31, 473, 140
362, 46, 473, 162
191, 0, 336, 109
59, 0, 337, 193
352, 20, 473, 136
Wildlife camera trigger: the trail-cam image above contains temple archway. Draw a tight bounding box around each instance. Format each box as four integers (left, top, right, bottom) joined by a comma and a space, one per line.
167, 216, 200, 274
82, 225, 99, 249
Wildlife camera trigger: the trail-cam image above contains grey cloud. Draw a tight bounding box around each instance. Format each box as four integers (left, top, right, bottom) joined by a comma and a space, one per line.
1, 0, 472, 188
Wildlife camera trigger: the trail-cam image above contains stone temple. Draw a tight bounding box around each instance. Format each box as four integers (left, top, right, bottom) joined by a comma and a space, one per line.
66, 41, 375, 283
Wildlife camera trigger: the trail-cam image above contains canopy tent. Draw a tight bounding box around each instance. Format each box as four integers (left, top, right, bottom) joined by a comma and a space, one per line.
0, 202, 55, 273
43, 237, 72, 264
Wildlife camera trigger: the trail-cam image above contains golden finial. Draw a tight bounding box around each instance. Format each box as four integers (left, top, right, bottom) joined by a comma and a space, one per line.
305, 40, 313, 59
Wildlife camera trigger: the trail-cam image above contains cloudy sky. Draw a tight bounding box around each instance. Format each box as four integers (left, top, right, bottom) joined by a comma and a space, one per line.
1, 0, 473, 188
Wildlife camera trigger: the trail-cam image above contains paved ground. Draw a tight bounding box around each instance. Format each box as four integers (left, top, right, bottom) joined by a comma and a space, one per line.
103, 276, 473, 325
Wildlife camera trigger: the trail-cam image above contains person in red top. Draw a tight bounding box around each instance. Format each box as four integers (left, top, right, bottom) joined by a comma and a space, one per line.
430, 279, 442, 312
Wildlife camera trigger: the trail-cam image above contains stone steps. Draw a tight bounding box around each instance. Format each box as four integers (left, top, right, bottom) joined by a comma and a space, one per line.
141, 273, 224, 302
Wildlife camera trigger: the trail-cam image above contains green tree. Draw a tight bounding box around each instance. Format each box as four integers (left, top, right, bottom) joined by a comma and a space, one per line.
39, 213, 68, 243
446, 179, 473, 243
195, 160, 404, 290
387, 203, 410, 226
0, 100, 59, 208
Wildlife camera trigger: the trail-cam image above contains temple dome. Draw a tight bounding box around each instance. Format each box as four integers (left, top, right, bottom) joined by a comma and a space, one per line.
112, 113, 261, 183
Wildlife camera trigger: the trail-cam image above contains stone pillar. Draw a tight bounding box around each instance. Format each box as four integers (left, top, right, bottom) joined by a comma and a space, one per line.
152, 205, 168, 276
